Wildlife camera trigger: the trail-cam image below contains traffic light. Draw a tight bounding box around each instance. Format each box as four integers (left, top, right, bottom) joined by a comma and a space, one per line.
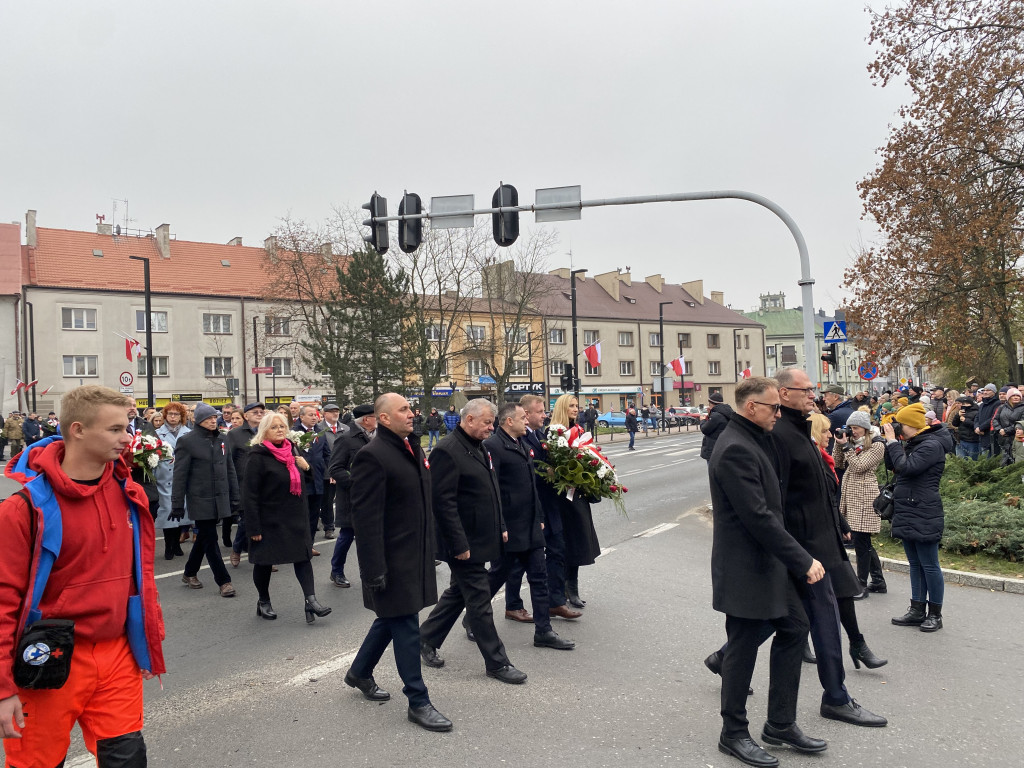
821, 344, 838, 368
560, 363, 575, 392
361, 192, 389, 255
491, 183, 519, 247
398, 192, 422, 253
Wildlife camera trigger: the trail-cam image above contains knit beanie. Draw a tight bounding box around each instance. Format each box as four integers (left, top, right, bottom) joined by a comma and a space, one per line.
846, 411, 872, 430
1008, 388, 1022, 400
897, 397, 909, 407
895, 402, 928, 430
985, 383, 998, 393
193, 402, 218, 425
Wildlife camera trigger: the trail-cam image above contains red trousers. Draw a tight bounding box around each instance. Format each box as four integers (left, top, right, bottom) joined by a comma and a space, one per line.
3, 635, 143, 768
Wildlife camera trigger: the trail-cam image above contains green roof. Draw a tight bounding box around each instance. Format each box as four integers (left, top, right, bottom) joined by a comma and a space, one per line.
742, 309, 829, 338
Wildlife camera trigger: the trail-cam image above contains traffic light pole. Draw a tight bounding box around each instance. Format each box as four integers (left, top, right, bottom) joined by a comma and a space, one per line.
571, 268, 586, 400
367, 187, 818, 386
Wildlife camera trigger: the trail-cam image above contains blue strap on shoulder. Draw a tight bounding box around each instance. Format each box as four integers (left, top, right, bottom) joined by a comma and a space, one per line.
22, 475, 63, 626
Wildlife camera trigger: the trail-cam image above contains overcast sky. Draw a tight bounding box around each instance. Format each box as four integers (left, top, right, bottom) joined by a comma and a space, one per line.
0, 1, 906, 314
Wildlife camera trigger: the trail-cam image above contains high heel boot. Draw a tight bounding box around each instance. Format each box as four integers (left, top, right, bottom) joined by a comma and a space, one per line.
304, 595, 332, 623
164, 535, 176, 561
849, 637, 888, 669
565, 579, 586, 608
256, 600, 277, 620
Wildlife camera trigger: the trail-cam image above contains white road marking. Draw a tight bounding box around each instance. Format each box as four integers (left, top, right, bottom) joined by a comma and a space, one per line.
597, 547, 616, 557
632, 522, 679, 538
664, 448, 699, 457
288, 650, 358, 686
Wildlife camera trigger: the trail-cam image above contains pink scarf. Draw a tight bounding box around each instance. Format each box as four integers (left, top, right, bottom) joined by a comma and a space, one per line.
264, 439, 302, 496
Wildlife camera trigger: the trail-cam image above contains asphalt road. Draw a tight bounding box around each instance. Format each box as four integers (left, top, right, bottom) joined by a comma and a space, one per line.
4, 430, 1024, 767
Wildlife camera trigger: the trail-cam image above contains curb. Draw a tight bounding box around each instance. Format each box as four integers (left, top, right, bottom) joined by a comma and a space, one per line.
875, 555, 1024, 595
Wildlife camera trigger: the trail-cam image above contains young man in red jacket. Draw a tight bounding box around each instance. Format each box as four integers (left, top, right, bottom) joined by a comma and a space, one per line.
0, 385, 166, 767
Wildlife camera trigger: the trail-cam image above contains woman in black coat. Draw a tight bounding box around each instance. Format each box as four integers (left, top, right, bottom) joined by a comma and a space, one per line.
242, 412, 332, 623
884, 403, 954, 632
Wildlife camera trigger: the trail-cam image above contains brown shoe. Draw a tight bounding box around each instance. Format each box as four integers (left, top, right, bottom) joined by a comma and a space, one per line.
505, 608, 534, 623
549, 604, 582, 620
219, 582, 236, 598
311, 548, 321, 557
230, 551, 241, 567
182, 575, 202, 589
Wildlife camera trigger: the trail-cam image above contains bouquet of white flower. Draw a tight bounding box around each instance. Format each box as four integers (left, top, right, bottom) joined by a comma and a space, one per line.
534, 424, 628, 515
129, 432, 174, 483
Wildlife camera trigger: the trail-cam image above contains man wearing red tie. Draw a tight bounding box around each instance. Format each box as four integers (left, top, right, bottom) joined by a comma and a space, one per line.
327, 404, 376, 588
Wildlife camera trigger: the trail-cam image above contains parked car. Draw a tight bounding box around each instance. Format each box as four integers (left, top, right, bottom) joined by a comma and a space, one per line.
597, 410, 627, 428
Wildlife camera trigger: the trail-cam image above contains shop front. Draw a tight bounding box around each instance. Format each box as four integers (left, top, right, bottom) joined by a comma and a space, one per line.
547, 385, 643, 412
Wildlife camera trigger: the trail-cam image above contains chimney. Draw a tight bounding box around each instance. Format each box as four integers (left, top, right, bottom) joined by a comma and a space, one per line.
710, 291, 725, 305
155, 223, 171, 259
264, 235, 278, 261
681, 280, 704, 305
320, 242, 332, 257
645, 274, 664, 293
227, 237, 243, 246
548, 267, 570, 279
25, 210, 37, 247
97, 222, 112, 235
594, 270, 620, 301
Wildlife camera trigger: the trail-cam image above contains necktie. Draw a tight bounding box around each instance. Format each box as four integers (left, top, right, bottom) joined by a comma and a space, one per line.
332, 424, 337, 434
404, 438, 415, 456
127, 423, 135, 436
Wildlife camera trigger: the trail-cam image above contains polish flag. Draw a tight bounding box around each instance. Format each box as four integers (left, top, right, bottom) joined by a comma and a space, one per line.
39, 384, 54, 396
9, 379, 25, 396
125, 337, 142, 362
25, 380, 38, 390
741, 368, 752, 379
670, 356, 686, 376
583, 342, 601, 368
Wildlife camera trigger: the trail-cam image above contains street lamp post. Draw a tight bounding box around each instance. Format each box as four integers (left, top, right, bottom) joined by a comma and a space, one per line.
570, 268, 587, 399
128, 255, 154, 408
659, 301, 672, 430
253, 316, 260, 402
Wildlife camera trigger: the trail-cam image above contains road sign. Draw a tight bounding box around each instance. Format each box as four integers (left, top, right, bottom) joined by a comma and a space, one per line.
823, 321, 847, 343
251, 366, 274, 374
119, 386, 134, 394
119, 371, 134, 387
858, 361, 879, 381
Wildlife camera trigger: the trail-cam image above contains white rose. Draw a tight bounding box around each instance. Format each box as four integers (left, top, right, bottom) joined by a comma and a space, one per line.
147, 454, 159, 468
556, 437, 569, 448
597, 465, 609, 479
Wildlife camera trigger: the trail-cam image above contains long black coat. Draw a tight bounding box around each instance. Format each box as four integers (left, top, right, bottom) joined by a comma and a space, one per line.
560, 493, 602, 567
885, 425, 952, 544
430, 426, 505, 564
295, 425, 330, 496
773, 406, 859, 598
525, 428, 562, 536
484, 427, 545, 553
709, 413, 814, 620
226, 424, 258, 487
952, 403, 979, 443
350, 425, 438, 618
170, 426, 239, 521
241, 445, 313, 565
700, 403, 734, 460
327, 425, 372, 528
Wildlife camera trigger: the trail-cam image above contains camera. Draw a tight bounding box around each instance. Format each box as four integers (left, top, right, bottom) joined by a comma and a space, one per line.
834, 426, 853, 438
890, 422, 904, 438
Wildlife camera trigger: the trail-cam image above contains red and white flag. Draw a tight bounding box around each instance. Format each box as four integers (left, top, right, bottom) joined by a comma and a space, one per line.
583, 342, 601, 368
25, 380, 38, 390
670, 356, 686, 377
741, 367, 752, 379
9, 379, 25, 396
125, 337, 142, 362
39, 384, 54, 396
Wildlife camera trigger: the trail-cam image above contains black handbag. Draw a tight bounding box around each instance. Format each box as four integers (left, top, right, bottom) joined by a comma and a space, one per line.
873, 468, 896, 521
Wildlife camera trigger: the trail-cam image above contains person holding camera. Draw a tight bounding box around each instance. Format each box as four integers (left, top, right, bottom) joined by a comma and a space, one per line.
950, 395, 980, 459
883, 403, 953, 631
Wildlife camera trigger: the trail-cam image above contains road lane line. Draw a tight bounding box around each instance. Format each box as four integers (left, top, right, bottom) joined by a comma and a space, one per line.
664, 448, 698, 457
632, 522, 679, 538
288, 650, 359, 686
597, 547, 616, 557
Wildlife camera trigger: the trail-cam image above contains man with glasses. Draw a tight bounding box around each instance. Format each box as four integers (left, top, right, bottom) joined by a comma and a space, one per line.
707, 376, 826, 767
226, 402, 266, 566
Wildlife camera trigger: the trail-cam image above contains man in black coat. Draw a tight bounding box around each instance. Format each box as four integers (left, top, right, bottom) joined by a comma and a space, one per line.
295, 404, 331, 552
327, 403, 376, 588
419, 399, 527, 685
707, 377, 826, 766
316, 402, 346, 540
700, 392, 733, 461
226, 402, 265, 564
770, 368, 887, 729
484, 402, 574, 651
345, 393, 452, 732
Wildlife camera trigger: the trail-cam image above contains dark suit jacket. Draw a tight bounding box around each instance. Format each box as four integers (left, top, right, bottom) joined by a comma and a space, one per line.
327, 425, 372, 528
525, 428, 562, 535
171, 425, 240, 521
350, 425, 438, 618
227, 425, 258, 487
484, 427, 544, 552
709, 413, 813, 620
296, 424, 330, 495
430, 426, 505, 564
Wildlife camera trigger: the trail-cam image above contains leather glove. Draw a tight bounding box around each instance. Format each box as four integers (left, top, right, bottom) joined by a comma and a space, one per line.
364, 574, 387, 592
169, 508, 185, 522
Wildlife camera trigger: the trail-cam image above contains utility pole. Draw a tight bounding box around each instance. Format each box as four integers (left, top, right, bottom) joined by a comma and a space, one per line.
128, 255, 154, 408
253, 316, 260, 402
570, 268, 587, 399
658, 301, 672, 428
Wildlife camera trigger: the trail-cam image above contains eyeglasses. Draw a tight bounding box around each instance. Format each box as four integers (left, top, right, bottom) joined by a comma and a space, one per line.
752, 401, 782, 412
782, 386, 816, 395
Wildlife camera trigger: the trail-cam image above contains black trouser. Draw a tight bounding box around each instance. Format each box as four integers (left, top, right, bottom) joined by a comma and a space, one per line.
852, 531, 885, 587
183, 519, 231, 587
420, 560, 511, 671
320, 484, 336, 532
307, 493, 323, 540
721, 581, 808, 739
252, 560, 315, 601
506, 524, 567, 610
232, 515, 248, 554
330, 527, 355, 577
488, 547, 552, 633
351, 614, 430, 707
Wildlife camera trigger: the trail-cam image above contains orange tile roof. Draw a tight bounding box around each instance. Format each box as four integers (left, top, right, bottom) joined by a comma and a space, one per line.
27, 227, 278, 298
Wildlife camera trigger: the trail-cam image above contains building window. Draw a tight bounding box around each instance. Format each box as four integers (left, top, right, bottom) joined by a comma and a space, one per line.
511, 359, 530, 377
707, 334, 720, 349
466, 359, 485, 378
744, 334, 750, 349
708, 361, 721, 376
426, 325, 447, 342
781, 345, 798, 365
265, 317, 291, 336
736, 334, 742, 349
617, 331, 633, 346
435, 358, 449, 377
619, 360, 634, 376
137, 356, 169, 377
583, 329, 599, 346
203, 313, 231, 334
708, 386, 723, 400
61, 307, 96, 330
204, 357, 233, 377
62, 355, 98, 377
584, 361, 600, 376
506, 326, 528, 344
265, 357, 292, 376
683, 360, 693, 375
678, 333, 691, 348
549, 328, 566, 345
550, 360, 566, 376
466, 325, 486, 342
649, 332, 662, 346
766, 345, 776, 357
136, 310, 168, 333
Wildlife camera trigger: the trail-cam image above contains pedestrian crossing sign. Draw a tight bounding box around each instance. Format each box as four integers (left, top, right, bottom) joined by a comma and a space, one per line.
823, 321, 847, 343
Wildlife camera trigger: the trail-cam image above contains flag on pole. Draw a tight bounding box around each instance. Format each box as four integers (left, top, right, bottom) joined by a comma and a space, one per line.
25, 380, 38, 390
670, 356, 686, 377
39, 384, 54, 396
741, 367, 752, 379
125, 336, 142, 362
9, 379, 25, 396
583, 342, 601, 368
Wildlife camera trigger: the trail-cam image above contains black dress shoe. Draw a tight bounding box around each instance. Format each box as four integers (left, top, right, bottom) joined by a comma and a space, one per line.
344, 669, 390, 701
330, 573, 350, 588
867, 582, 887, 593
486, 665, 527, 684
534, 630, 575, 650
465, 625, 476, 642
704, 651, 753, 696
761, 722, 827, 753
820, 699, 888, 727
420, 642, 445, 668
717, 735, 779, 767
852, 589, 869, 601
802, 641, 817, 664
408, 704, 453, 732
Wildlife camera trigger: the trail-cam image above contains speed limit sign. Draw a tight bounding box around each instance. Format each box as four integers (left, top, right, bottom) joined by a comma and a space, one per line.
119, 371, 134, 387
